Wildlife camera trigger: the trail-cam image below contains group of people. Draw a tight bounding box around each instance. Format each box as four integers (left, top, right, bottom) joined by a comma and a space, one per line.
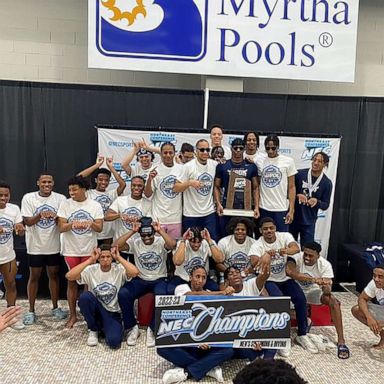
1, 124, 384, 383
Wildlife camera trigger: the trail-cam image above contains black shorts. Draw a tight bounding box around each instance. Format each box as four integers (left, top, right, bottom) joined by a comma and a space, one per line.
28, 253, 61, 268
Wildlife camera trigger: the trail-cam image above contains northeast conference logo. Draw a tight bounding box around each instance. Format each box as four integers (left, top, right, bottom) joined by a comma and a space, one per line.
96, 0, 208, 61
93, 282, 117, 305
227, 252, 248, 270
34, 205, 57, 229
94, 194, 113, 214
122, 207, 142, 229
0, 218, 13, 244
301, 139, 332, 161
262, 165, 282, 188
139, 252, 162, 271
160, 175, 178, 199
197, 173, 213, 196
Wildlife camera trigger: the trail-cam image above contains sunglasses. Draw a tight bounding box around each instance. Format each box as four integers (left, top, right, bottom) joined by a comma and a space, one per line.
265, 146, 277, 151
232, 146, 245, 151
140, 233, 153, 238
197, 148, 211, 153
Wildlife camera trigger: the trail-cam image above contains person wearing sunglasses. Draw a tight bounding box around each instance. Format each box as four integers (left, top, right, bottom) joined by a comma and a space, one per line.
258, 134, 297, 232
114, 216, 176, 348
173, 139, 218, 241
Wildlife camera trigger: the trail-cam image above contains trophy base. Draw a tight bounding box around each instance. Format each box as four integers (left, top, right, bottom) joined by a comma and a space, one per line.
223, 209, 254, 217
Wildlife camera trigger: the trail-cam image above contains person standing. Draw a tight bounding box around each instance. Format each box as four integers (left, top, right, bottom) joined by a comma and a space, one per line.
21, 173, 67, 325
210, 124, 232, 160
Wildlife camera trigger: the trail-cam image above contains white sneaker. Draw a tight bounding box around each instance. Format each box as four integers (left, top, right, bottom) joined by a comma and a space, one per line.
162, 368, 187, 384
11, 318, 25, 330
127, 325, 140, 346
307, 333, 326, 352
146, 327, 156, 347
87, 330, 98, 346
206, 366, 224, 383
295, 335, 318, 354
277, 345, 291, 358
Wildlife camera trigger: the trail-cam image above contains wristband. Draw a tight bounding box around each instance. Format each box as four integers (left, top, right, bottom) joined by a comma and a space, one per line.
209, 243, 215, 247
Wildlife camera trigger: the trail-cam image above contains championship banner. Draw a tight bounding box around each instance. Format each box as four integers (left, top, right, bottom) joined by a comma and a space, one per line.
97, 127, 341, 257
155, 295, 291, 349
88, 1, 359, 82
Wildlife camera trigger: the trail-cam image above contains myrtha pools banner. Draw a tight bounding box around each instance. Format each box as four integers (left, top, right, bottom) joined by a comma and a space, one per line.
155, 295, 291, 348
88, 1, 360, 82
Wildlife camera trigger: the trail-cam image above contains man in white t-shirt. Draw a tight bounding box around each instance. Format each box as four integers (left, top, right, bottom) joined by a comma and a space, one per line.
78, 156, 126, 244
257, 134, 297, 232
249, 217, 317, 354
57, 176, 104, 328
66, 245, 138, 348
0, 180, 25, 330
174, 139, 218, 241
21, 173, 67, 325
158, 265, 234, 384
287, 241, 350, 359
144, 142, 186, 239
168, 227, 224, 294
351, 264, 384, 349
115, 216, 176, 348
105, 175, 151, 241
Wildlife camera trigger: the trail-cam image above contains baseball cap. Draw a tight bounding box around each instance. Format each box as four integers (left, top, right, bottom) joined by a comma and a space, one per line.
231, 138, 245, 147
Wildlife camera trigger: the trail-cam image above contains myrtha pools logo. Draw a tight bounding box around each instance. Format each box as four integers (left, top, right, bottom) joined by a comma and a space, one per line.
96, 0, 208, 61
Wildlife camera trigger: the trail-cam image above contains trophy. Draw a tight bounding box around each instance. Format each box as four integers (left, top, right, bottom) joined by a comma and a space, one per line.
222, 171, 254, 217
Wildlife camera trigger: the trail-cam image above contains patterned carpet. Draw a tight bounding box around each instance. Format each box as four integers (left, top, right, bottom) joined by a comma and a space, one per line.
0, 292, 383, 384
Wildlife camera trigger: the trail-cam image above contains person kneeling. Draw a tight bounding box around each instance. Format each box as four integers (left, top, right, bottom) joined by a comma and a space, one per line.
66, 245, 138, 348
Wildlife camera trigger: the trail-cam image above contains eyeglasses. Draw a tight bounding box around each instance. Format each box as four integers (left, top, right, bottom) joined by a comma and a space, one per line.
197, 148, 211, 153
232, 146, 245, 151
265, 146, 277, 151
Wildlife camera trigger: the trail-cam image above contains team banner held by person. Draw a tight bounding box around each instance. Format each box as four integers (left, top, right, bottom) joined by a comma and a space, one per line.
88, 1, 359, 82
97, 127, 341, 257
154, 295, 291, 349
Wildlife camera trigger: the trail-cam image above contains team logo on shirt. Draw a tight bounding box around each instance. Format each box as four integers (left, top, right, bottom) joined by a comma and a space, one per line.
94, 194, 113, 214
299, 273, 314, 288
262, 165, 282, 188
197, 172, 213, 196
160, 175, 178, 199
378, 297, 384, 305
270, 254, 285, 275
93, 282, 117, 305
138, 252, 162, 271
227, 252, 248, 271
68, 210, 93, 235
121, 207, 142, 229
185, 257, 205, 275
0, 218, 13, 244
34, 204, 57, 229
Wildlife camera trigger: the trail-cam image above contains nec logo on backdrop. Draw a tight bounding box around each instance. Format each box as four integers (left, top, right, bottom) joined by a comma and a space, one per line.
96, 0, 208, 61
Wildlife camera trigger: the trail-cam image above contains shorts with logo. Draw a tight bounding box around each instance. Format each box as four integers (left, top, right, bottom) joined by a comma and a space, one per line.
64, 256, 91, 270
303, 287, 323, 305
28, 253, 61, 268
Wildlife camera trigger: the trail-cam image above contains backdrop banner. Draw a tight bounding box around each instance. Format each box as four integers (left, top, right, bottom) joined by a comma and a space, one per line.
97, 127, 341, 257
89, 0, 359, 82
154, 295, 291, 348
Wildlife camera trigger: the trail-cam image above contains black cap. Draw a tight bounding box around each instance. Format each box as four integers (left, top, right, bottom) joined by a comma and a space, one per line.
231, 138, 245, 147
139, 216, 154, 236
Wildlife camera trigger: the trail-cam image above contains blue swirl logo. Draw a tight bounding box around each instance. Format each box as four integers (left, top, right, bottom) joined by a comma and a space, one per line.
138, 252, 162, 271
160, 175, 178, 199
95, 194, 113, 214
262, 165, 282, 188
0, 218, 13, 244
68, 210, 93, 235
93, 282, 117, 305
34, 204, 57, 229
197, 172, 213, 196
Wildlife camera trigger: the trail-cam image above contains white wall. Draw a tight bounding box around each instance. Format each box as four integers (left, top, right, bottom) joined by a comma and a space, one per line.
0, 0, 383, 96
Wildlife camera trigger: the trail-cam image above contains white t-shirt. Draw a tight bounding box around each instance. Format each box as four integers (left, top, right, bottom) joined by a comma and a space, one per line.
174, 240, 212, 282
57, 198, 104, 257
127, 235, 168, 281
223, 145, 232, 160
292, 253, 334, 291
175, 283, 211, 296
218, 235, 256, 271
109, 195, 151, 240
248, 232, 298, 282
87, 189, 118, 240
182, 158, 216, 217
131, 162, 157, 182
21, 191, 66, 255
151, 163, 186, 224
259, 155, 297, 211
247, 151, 267, 165
78, 263, 128, 312
232, 278, 262, 296
364, 280, 384, 306
0, 203, 22, 264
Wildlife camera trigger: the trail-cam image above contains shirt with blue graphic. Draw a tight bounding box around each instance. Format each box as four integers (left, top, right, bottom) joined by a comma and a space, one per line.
21, 191, 66, 255
248, 232, 299, 283
218, 235, 256, 272
174, 239, 213, 282
183, 158, 217, 217
0, 203, 22, 264
364, 280, 384, 306
109, 195, 151, 241
258, 155, 297, 211
57, 198, 104, 257
151, 163, 186, 224
87, 189, 118, 240
127, 235, 168, 281
291, 253, 334, 291
78, 263, 128, 312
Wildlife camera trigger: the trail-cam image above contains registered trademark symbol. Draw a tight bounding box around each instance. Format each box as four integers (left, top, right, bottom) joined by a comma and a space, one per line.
319, 32, 333, 48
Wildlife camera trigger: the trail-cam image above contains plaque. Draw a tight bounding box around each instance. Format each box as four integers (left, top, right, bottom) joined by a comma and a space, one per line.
223, 171, 254, 217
